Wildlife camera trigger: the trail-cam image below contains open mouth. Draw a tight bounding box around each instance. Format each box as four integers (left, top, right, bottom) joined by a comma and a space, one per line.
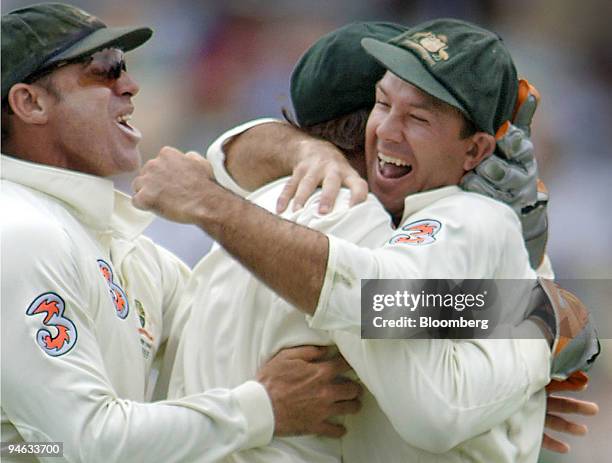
115, 114, 142, 140
377, 152, 413, 179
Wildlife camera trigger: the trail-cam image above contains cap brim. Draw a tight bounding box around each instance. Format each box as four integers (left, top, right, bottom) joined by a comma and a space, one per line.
45, 26, 153, 65
361, 37, 467, 117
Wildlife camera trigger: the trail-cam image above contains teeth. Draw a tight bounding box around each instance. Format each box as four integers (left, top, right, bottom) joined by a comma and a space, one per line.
116, 114, 132, 124
378, 152, 409, 167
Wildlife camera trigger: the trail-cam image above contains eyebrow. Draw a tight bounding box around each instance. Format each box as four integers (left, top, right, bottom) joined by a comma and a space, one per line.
375, 82, 438, 111
375, 82, 387, 96
407, 93, 438, 111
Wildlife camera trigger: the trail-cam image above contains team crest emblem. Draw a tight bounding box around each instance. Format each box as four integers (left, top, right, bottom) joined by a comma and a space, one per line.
135, 299, 146, 328
389, 219, 442, 246
26, 292, 78, 356
134, 300, 154, 359
97, 259, 129, 319
397, 32, 449, 65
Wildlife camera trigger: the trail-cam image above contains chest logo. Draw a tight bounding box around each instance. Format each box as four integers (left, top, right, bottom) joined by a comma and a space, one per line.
389, 219, 442, 246
26, 292, 78, 357
97, 259, 129, 319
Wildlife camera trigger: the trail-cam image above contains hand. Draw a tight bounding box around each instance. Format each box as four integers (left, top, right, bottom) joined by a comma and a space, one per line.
276, 139, 368, 215
542, 393, 599, 453
461, 80, 540, 212
462, 124, 537, 211
256, 346, 362, 438
461, 79, 549, 268
132, 147, 214, 223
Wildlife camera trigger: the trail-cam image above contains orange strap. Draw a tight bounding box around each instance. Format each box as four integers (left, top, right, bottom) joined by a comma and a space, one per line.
536, 178, 548, 195
512, 79, 541, 121
546, 371, 589, 393
495, 79, 542, 141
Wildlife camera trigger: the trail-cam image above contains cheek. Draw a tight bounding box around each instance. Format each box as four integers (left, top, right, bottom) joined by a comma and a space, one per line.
54, 101, 113, 157
364, 113, 379, 146
364, 115, 380, 162
429, 144, 468, 184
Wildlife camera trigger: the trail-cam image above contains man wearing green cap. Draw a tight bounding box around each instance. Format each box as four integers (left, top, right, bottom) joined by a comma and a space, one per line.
134, 19, 598, 461
179, 20, 599, 460
1, 4, 364, 462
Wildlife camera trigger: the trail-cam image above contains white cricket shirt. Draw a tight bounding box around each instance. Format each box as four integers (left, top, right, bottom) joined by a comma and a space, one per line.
1, 154, 273, 462
167, 121, 551, 463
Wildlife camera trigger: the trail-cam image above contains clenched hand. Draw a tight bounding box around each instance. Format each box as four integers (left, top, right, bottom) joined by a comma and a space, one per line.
257, 346, 362, 438
132, 146, 214, 223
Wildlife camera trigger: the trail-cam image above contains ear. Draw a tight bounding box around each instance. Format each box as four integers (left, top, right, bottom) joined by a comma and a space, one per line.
6, 83, 53, 126
463, 132, 495, 171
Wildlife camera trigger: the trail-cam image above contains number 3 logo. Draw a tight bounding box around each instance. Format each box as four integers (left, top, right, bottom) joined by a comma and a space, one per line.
26, 292, 78, 357
97, 259, 129, 319
389, 219, 442, 246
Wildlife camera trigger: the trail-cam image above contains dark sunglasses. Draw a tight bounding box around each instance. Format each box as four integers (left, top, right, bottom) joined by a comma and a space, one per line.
25, 48, 127, 85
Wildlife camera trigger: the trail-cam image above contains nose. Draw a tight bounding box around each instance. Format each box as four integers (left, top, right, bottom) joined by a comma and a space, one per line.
114, 70, 140, 97
375, 112, 403, 144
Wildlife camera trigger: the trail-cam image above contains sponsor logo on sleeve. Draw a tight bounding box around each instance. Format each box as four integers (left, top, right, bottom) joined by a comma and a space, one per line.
389, 219, 442, 246
135, 299, 154, 360
26, 292, 78, 356
97, 259, 129, 319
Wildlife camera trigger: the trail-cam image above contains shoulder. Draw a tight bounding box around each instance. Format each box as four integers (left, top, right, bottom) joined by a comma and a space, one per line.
434, 190, 518, 219
293, 189, 390, 240
1, 181, 75, 251
1, 182, 84, 282
393, 190, 522, 257
429, 190, 521, 236
248, 180, 390, 231
247, 178, 292, 212
127, 234, 191, 282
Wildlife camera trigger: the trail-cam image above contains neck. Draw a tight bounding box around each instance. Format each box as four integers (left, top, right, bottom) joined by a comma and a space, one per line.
391, 211, 403, 227
3, 129, 69, 170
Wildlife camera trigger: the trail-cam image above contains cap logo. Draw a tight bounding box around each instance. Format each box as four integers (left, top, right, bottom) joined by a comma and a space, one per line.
399, 32, 449, 65
70, 6, 99, 25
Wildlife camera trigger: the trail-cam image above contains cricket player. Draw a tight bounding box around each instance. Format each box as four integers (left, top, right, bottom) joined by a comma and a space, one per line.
0, 4, 362, 462
134, 19, 597, 461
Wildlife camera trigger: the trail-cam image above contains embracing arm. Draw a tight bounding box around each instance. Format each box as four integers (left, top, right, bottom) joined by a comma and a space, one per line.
132, 156, 551, 453
2, 204, 361, 462
207, 120, 368, 213
133, 148, 329, 314
220, 120, 304, 191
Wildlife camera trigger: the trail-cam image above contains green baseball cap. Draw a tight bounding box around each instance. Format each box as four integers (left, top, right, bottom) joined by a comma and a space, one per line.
362, 18, 518, 135
1, 3, 153, 101
290, 21, 406, 127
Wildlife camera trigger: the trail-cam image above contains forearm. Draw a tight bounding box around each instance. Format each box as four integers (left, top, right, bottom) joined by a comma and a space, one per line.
223, 121, 306, 191
133, 147, 336, 313
195, 181, 329, 314
5, 377, 271, 462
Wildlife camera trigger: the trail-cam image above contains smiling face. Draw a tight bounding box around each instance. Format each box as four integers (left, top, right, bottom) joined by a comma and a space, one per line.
38, 50, 143, 177
365, 71, 491, 220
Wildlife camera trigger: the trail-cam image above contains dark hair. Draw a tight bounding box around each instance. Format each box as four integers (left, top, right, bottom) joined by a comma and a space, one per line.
458, 113, 478, 139
429, 95, 478, 139
1, 101, 12, 145
282, 107, 370, 159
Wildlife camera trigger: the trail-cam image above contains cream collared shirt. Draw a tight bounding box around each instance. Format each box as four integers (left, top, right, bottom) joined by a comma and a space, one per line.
167, 121, 550, 463
1, 154, 273, 463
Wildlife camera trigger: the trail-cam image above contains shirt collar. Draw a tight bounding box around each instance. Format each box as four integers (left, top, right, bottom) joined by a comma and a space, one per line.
399, 185, 461, 223
1, 154, 153, 239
